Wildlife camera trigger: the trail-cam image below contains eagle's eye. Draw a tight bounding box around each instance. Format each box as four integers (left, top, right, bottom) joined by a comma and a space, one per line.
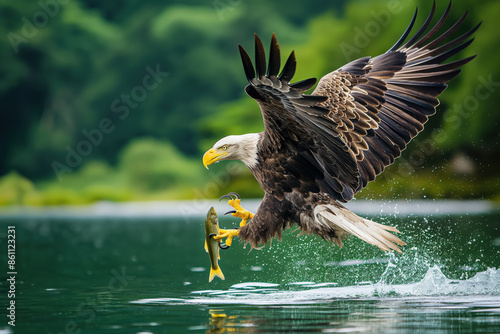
221, 145, 228, 151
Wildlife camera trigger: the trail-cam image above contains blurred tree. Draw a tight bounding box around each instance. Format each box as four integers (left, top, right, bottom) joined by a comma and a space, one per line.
118, 137, 202, 191
1, 0, 344, 180
0, 0, 498, 202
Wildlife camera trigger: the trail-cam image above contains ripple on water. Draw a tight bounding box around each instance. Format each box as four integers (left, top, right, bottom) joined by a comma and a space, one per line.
230, 282, 280, 289
131, 267, 500, 306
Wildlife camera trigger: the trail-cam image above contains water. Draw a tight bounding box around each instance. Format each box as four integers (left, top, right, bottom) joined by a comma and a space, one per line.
0, 201, 499, 333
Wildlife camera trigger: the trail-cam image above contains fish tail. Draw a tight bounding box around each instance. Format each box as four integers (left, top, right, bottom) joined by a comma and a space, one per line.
209, 266, 225, 282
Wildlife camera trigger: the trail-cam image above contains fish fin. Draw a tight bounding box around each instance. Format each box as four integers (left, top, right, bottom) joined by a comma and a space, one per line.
204, 239, 208, 252
209, 266, 225, 282
218, 252, 220, 260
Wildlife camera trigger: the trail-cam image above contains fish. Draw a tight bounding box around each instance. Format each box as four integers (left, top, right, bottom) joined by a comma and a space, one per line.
205, 206, 225, 282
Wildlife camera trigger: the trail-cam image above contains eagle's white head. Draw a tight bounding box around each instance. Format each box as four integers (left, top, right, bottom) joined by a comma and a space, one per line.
203, 133, 260, 169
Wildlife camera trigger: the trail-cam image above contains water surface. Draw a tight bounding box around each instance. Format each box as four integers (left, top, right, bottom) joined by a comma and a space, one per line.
0, 201, 499, 333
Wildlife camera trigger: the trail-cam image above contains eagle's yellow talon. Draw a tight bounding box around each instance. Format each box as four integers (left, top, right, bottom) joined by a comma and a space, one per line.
215, 228, 240, 247
215, 193, 254, 246
225, 197, 254, 227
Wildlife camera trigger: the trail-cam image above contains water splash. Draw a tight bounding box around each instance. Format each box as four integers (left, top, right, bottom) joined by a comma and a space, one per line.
377, 247, 436, 285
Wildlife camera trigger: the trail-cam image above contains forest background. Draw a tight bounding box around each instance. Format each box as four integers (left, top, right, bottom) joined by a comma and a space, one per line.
1, 0, 499, 206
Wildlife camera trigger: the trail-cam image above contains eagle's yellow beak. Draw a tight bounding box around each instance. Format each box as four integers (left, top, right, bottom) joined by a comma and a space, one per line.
203, 148, 227, 169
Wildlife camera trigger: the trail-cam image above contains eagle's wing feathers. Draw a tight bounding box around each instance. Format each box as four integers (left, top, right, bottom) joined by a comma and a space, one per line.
312, 3, 481, 192
239, 34, 360, 202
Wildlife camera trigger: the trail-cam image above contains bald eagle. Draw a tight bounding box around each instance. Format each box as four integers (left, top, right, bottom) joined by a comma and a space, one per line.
203, 2, 480, 253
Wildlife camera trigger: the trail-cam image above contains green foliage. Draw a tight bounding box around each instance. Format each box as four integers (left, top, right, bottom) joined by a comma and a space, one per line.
356, 162, 500, 201
198, 97, 264, 150
119, 137, 203, 192
0, 137, 206, 205
0, 171, 38, 206
1, 0, 498, 205
438, 1, 500, 154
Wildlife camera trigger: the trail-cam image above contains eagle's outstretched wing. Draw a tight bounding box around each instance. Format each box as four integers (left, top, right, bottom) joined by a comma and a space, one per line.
312, 2, 481, 194
239, 34, 360, 202
238, 2, 479, 203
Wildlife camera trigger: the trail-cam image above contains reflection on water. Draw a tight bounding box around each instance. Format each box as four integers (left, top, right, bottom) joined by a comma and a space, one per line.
194, 295, 500, 333
205, 310, 241, 333
0, 202, 499, 333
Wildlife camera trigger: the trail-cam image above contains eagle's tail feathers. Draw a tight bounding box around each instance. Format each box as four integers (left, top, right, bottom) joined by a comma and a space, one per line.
313, 204, 405, 254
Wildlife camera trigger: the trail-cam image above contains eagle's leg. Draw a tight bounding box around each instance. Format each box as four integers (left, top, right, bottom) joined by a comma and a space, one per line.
214, 228, 239, 247
216, 193, 254, 247
220, 192, 254, 227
